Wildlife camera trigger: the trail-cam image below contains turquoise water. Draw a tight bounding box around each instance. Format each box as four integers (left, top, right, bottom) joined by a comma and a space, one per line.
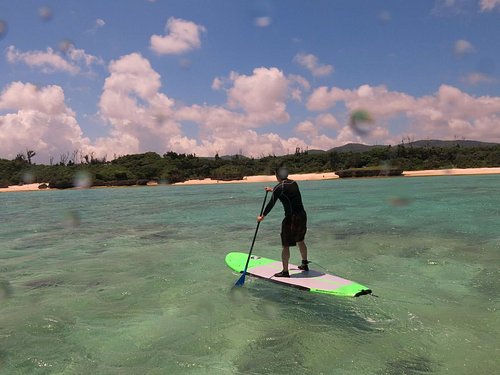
1, 175, 499, 374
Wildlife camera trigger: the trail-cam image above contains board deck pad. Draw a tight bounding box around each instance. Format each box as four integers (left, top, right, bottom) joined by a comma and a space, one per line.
226, 252, 372, 297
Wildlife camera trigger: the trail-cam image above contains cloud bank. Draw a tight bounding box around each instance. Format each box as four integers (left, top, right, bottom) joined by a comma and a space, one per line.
2, 50, 499, 163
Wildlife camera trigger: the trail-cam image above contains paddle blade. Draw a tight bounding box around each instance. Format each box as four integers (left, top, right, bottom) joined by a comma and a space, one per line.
234, 272, 246, 287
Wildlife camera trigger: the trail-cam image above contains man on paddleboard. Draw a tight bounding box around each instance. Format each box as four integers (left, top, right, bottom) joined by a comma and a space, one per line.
257, 167, 309, 277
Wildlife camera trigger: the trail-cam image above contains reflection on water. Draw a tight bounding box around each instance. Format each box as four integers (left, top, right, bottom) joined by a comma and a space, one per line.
0, 175, 499, 374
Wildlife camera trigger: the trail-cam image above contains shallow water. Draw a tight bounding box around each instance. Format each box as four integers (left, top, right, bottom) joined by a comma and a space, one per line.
1, 175, 499, 374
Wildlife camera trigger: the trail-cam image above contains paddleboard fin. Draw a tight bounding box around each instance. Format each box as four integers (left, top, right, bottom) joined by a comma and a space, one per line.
354, 289, 372, 297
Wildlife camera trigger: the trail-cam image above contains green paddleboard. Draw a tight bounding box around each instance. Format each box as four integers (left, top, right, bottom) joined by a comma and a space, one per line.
226, 252, 372, 297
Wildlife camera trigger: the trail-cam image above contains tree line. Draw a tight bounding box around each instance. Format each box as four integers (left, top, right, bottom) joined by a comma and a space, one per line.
1, 143, 499, 188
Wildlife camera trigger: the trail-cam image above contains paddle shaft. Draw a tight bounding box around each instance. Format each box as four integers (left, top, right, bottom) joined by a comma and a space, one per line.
241, 191, 269, 276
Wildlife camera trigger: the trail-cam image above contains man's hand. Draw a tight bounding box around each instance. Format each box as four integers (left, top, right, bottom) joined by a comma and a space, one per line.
257, 215, 265, 222
264, 187, 273, 192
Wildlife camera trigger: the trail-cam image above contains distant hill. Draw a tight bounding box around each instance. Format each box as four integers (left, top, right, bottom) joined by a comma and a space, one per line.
407, 140, 499, 148
305, 149, 326, 155
190, 140, 498, 158
325, 140, 499, 153
328, 143, 388, 153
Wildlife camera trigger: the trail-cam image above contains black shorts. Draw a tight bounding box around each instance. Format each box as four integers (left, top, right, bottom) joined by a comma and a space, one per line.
281, 211, 307, 247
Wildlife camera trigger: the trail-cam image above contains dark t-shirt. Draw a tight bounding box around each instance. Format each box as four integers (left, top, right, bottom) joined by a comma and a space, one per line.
263, 179, 305, 217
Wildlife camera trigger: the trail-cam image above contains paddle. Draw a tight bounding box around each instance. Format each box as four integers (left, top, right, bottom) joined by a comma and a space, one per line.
235, 190, 269, 287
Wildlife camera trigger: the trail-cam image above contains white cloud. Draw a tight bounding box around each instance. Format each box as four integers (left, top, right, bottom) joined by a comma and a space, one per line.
68, 48, 104, 68
295, 120, 317, 137
307, 83, 500, 143
307, 84, 415, 119
454, 39, 475, 56
288, 74, 311, 102
211, 77, 224, 90
6, 45, 103, 75
0, 81, 67, 114
176, 104, 248, 135
176, 105, 296, 156
150, 17, 206, 55
294, 113, 341, 140
292, 113, 344, 149
97, 53, 183, 156
175, 104, 311, 157
227, 67, 290, 124
307, 86, 353, 111
412, 84, 500, 123
7, 46, 79, 74
156, 103, 308, 156
96, 60, 296, 157
294, 53, 333, 77
479, 0, 500, 11
408, 85, 500, 140
315, 113, 340, 129
174, 68, 313, 156
103, 53, 162, 101
0, 82, 93, 161
461, 72, 496, 85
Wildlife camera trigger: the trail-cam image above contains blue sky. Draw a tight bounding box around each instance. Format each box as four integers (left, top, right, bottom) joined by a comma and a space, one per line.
1, 0, 499, 163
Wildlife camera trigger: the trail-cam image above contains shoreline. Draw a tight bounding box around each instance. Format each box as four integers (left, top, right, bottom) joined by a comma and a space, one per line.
0, 183, 52, 193
401, 167, 500, 177
1, 167, 500, 192
173, 167, 500, 185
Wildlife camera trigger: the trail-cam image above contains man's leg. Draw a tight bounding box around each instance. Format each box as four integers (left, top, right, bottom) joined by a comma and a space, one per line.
275, 216, 292, 277
281, 245, 290, 271
298, 241, 308, 261
297, 241, 309, 271
274, 245, 290, 277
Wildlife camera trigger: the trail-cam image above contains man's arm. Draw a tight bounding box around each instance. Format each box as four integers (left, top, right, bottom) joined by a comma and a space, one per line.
257, 185, 281, 221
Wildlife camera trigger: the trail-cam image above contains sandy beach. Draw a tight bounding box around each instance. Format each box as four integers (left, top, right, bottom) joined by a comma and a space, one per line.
173, 172, 341, 186
0, 183, 51, 193
1, 168, 500, 192
173, 167, 500, 185
402, 167, 500, 177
